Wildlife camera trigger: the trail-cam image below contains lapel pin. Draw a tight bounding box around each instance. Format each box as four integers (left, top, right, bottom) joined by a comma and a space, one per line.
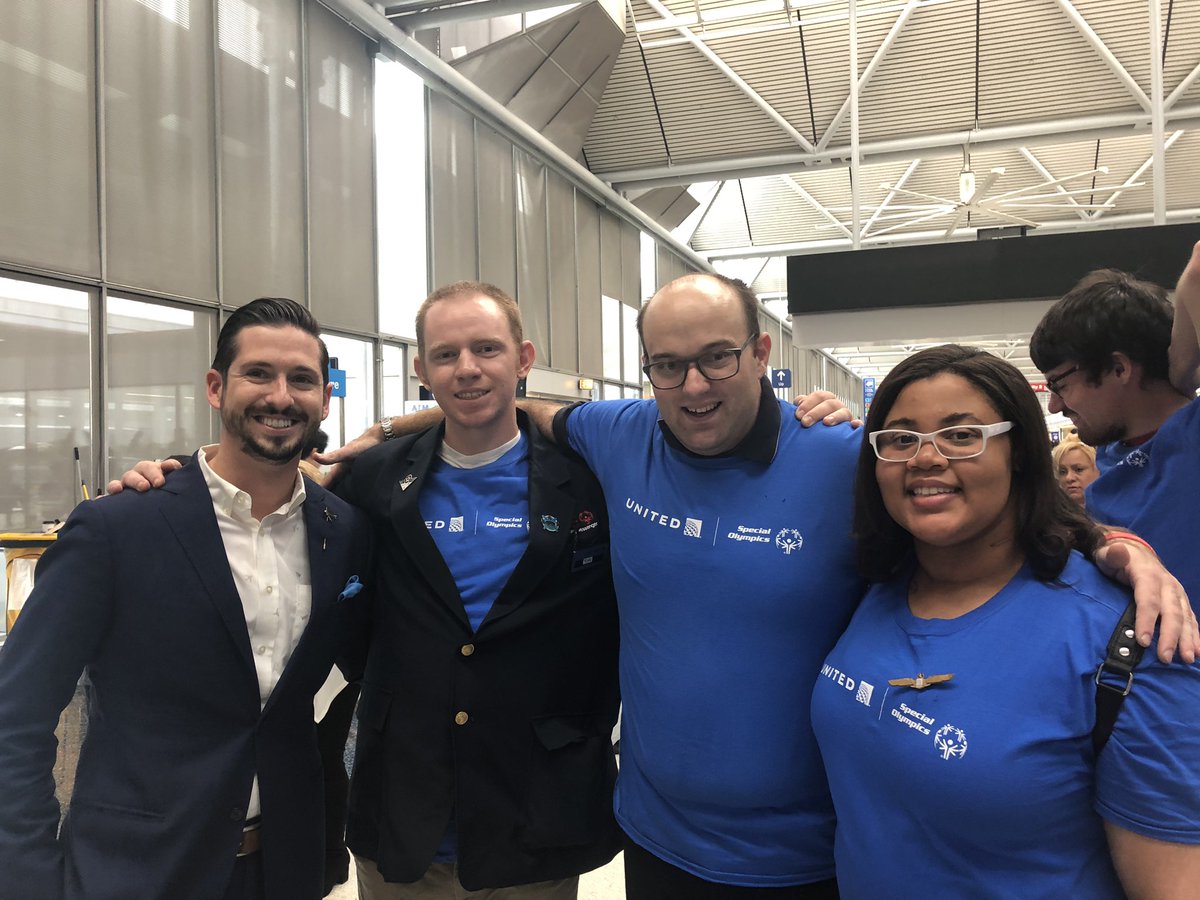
323, 506, 338, 523
887, 672, 954, 690
400, 474, 417, 491
540, 514, 559, 533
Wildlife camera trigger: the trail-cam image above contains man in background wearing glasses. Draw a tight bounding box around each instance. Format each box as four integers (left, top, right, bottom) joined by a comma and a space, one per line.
1030, 249, 1200, 612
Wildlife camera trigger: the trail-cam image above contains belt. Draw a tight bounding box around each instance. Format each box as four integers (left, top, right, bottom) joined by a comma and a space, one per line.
237, 824, 262, 857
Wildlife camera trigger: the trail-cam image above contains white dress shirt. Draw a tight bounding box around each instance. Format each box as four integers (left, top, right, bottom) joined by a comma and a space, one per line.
197, 447, 312, 820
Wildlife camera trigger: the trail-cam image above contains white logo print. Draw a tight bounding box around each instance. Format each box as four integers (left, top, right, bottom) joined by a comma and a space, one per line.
1121, 449, 1150, 468
934, 724, 968, 760
855, 681, 874, 707
449, 516, 464, 533
684, 518, 704, 538
775, 528, 804, 554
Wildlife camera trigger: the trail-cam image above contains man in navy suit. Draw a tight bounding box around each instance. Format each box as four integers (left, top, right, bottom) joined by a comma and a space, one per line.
0, 298, 371, 900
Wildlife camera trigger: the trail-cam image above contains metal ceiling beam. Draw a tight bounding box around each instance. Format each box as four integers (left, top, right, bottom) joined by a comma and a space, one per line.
639, 0, 816, 153
815, 0, 919, 153
1167, 59, 1200, 110
1148, 0, 1166, 225
1053, 0, 1151, 111
1092, 129, 1184, 220
780, 176, 851, 238
316, 0, 713, 272
598, 104, 1200, 188
861, 158, 920, 237
1017, 148, 1090, 221
392, 0, 580, 29
847, 0, 861, 249
701, 206, 1200, 260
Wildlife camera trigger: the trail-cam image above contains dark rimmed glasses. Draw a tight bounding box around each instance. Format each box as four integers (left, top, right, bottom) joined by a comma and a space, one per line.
1045, 365, 1081, 397
641, 334, 757, 390
868, 422, 1015, 462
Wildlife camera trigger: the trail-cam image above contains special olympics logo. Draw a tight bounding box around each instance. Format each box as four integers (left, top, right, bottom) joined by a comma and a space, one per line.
934, 724, 968, 760
775, 528, 804, 555
1122, 449, 1150, 468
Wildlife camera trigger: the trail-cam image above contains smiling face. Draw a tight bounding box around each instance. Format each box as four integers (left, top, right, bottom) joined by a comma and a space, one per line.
414, 293, 535, 455
1055, 446, 1099, 504
206, 324, 331, 466
640, 276, 770, 456
1043, 360, 1126, 446
875, 373, 1018, 555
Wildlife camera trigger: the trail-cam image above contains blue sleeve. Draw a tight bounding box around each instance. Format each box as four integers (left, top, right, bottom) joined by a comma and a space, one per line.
0, 501, 117, 898
559, 399, 652, 479
1094, 654, 1200, 843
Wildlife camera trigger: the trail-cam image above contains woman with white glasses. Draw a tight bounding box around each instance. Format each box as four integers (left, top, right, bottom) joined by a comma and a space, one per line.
811, 344, 1200, 899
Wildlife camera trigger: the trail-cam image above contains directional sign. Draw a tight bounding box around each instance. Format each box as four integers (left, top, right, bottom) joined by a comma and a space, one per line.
328, 367, 347, 398
771, 368, 793, 389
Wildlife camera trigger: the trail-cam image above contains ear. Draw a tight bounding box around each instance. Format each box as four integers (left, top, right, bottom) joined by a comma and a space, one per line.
1110, 352, 1134, 384
205, 369, 223, 412
517, 340, 536, 378
753, 332, 771, 375
413, 355, 430, 392
319, 380, 333, 422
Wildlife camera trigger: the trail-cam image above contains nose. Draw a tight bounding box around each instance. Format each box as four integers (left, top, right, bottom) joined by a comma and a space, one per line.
680, 361, 710, 393
265, 373, 291, 407
1047, 391, 1064, 414
906, 437, 947, 469
455, 351, 482, 378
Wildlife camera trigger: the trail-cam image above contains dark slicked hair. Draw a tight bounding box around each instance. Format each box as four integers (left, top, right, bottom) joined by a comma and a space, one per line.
415, 281, 523, 359
636, 273, 761, 349
855, 344, 1100, 585
1030, 269, 1174, 385
212, 297, 329, 384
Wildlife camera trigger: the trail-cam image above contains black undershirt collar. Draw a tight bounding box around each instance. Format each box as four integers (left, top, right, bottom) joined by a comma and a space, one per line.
657, 377, 780, 465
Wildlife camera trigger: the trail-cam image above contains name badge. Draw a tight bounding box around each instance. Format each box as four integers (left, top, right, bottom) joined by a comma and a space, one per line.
571, 544, 609, 572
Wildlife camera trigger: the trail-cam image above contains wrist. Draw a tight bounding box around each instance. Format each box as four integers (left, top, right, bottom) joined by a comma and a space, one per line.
378, 416, 396, 441
1103, 530, 1156, 556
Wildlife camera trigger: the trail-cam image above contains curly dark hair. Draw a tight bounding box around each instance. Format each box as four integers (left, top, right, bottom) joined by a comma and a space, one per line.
854, 344, 1102, 584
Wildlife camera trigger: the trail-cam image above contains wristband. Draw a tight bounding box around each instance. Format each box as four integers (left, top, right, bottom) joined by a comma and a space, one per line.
1103, 530, 1156, 555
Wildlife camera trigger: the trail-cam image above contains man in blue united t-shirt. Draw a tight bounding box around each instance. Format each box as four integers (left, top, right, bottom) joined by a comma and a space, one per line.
1030, 242, 1200, 609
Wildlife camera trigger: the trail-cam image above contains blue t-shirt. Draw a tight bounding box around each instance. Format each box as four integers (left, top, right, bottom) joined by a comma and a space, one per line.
419, 435, 530, 632
565, 397, 863, 886
811, 554, 1200, 899
1088, 399, 1200, 605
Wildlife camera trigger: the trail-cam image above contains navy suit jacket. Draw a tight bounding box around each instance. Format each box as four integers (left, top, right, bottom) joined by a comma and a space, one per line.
0, 459, 371, 900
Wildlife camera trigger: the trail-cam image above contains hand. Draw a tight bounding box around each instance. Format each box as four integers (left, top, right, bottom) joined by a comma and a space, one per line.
313, 422, 387, 487
1094, 540, 1198, 664
792, 390, 862, 428
104, 458, 182, 494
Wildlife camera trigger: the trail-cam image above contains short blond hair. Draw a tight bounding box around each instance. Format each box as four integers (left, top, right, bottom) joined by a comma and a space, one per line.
415, 281, 523, 358
1051, 435, 1097, 470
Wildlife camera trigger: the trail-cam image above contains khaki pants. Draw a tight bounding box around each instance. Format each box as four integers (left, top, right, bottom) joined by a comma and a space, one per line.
355, 856, 578, 900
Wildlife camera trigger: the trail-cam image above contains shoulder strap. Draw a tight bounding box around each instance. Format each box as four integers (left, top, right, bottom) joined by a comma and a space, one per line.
1093, 601, 1145, 756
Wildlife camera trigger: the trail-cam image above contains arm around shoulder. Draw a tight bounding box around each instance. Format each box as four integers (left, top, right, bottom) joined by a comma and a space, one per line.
1168, 240, 1200, 396
1106, 823, 1200, 900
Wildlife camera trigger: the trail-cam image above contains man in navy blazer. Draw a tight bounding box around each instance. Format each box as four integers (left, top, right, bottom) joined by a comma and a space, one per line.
0, 298, 370, 900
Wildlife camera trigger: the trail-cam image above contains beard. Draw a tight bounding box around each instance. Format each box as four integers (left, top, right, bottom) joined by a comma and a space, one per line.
222, 403, 318, 465
1072, 418, 1124, 447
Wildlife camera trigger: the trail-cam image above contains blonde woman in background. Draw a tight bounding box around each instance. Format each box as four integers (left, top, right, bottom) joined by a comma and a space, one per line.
1053, 435, 1100, 506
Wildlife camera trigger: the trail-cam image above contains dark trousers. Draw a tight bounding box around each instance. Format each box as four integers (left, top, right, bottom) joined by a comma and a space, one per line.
623, 834, 839, 900
223, 851, 266, 900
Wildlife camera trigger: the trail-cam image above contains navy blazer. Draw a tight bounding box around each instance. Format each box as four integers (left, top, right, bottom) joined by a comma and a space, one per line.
340, 414, 621, 890
0, 460, 371, 900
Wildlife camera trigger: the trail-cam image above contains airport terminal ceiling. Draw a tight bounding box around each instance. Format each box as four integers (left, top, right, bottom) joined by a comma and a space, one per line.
373, 0, 1200, 383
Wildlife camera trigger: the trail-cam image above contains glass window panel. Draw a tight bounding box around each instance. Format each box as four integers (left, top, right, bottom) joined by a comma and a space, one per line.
639, 233, 656, 303
475, 124, 516, 297
599, 212, 621, 301
515, 149, 549, 362
575, 196, 601, 377
307, 0, 376, 332
321, 333, 374, 451
0, 1, 99, 276
104, 0, 217, 300
623, 304, 640, 387
218, 0, 305, 306
620, 221, 640, 307
106, 296, 217, 482
428, 94, 478, 288
381, 343, 408, 419
0, 277, 91, 532
546, 173, 576, 372
601, 296, 620, 381
376, 61, 428, 339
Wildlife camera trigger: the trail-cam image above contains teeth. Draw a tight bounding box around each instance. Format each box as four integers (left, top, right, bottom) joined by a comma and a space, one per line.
911, 486, 956, 496
686, 403, 718, 414
259, 416, 294, 429
457, 390, 487, 400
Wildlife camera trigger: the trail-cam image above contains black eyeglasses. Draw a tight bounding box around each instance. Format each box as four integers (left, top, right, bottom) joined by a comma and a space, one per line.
1046, 365, 1081, 397
641, 334, 757, 390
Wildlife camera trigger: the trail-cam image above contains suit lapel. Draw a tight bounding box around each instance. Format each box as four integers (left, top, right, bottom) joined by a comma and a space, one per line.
157, 461, 256, 676
482, 422, 573, 628
389, 425, 470, 628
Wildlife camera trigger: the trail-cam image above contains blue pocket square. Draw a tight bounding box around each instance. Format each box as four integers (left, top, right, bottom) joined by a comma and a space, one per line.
339, 576, 364, 600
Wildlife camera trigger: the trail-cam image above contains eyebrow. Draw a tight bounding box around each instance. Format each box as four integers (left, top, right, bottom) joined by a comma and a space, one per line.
646, 339, 742, 361
238, 359, 321, 378
882, 412, 985, 429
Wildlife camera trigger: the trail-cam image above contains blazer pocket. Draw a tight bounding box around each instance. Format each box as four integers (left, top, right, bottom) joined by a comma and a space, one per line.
68, 796, 165, 821
521, 714, 616, 849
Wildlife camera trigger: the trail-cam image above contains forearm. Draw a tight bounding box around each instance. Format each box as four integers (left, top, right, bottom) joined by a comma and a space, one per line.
1107, 823, 1200, 900
381, 406, 444, 439
515, 397, 570, 441
1168, 240, 1200, 395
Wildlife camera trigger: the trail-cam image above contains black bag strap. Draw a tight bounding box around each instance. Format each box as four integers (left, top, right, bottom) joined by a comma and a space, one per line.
1093, 601, 1145, 757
